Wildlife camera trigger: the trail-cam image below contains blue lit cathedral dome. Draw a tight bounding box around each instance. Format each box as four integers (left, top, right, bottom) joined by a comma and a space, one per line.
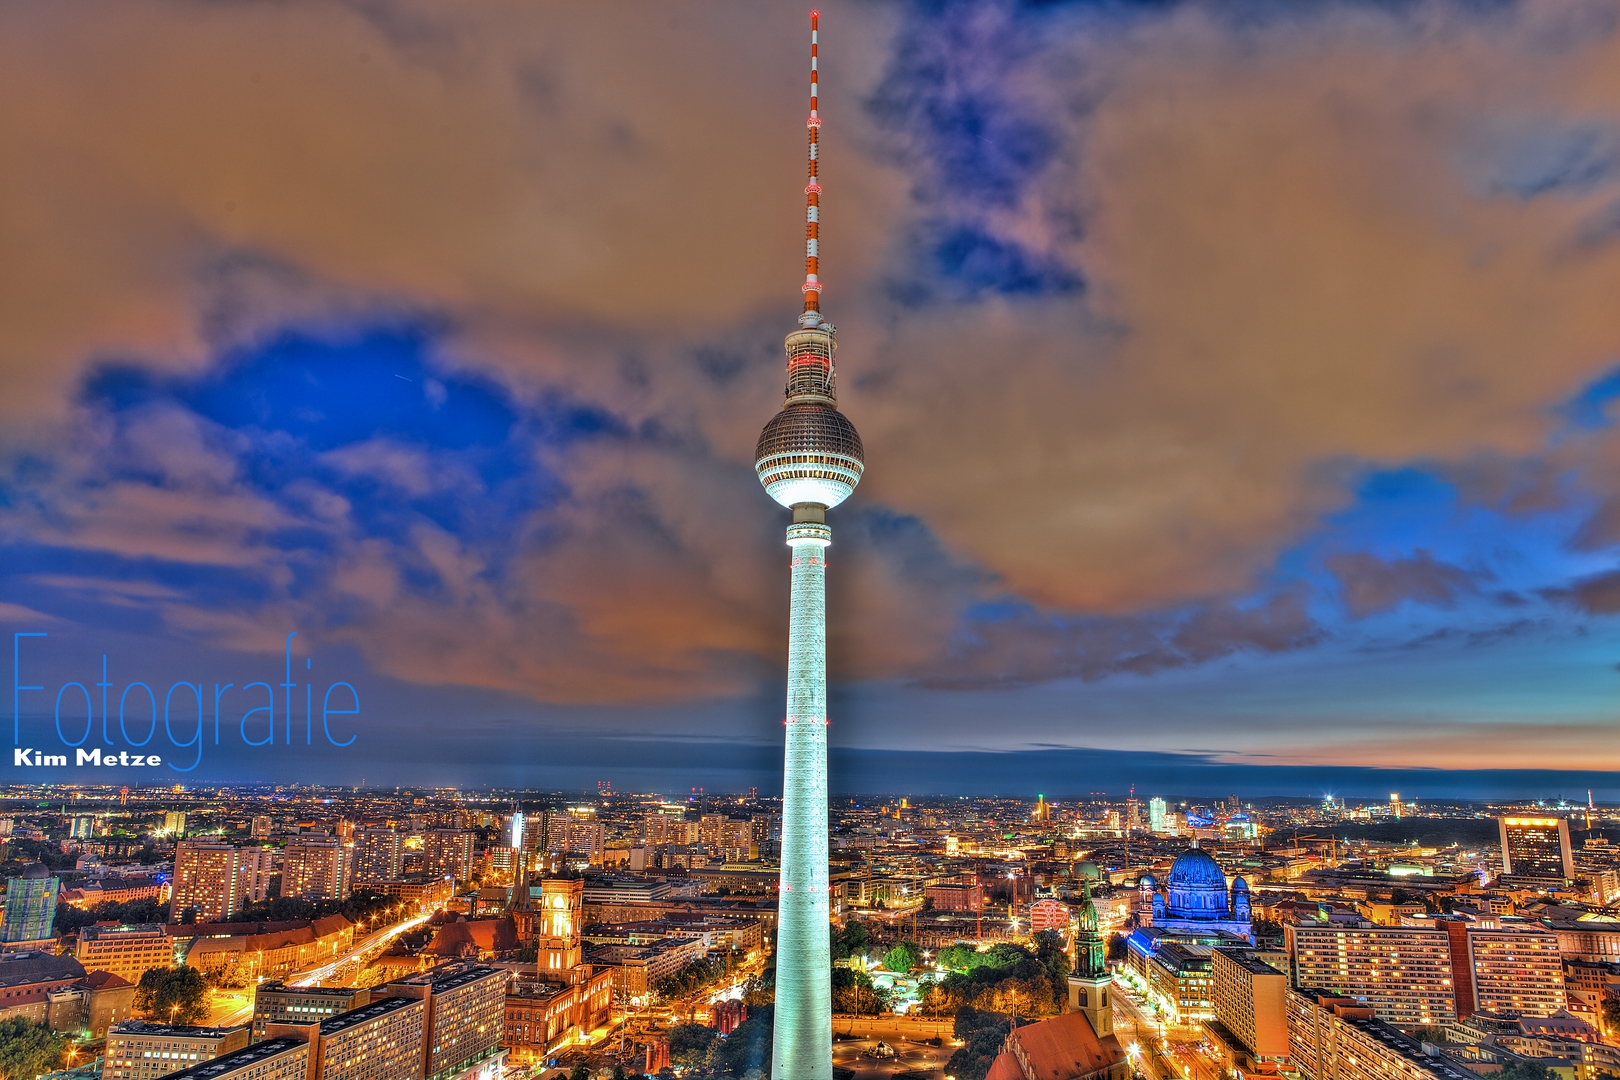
1166, 848, 1230, 919
1149, 847, 1252, 938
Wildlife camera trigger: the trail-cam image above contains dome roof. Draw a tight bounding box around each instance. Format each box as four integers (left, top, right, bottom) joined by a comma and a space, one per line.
1163, 848, 1233, 923
1075, 860, 1102, 880
1232, 875, 1250, 892
1168, 848, 1226, 888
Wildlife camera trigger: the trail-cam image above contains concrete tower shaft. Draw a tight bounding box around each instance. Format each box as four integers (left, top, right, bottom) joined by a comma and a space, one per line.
774, 520, 833, 1080
757, 14, 854, 1080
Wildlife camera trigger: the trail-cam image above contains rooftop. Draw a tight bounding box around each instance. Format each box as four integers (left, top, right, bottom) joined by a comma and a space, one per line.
319, 993, 421, 1036
162, 1038, 307, 1079
108, 1022, 248, 1040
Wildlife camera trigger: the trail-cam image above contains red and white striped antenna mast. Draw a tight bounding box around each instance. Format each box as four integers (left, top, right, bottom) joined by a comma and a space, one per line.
801, 10, 823, 322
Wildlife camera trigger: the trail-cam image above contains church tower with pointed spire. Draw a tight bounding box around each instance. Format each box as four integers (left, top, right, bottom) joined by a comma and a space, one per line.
1068, 882, 1113, 1038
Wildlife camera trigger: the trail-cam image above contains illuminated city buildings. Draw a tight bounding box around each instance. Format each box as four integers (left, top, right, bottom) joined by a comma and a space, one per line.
753, 14, 864, 1080
1500, 816, 1576, 885
103, 1022, 251, 1080
77, 924, 177, 984
170, 841, 248, 923
164, 1037, 312, 1080
1125, 849, 1253, 1021
425, 829, 477, 883
1286, 924, 1458, 1026
0, 863, 58, 945
1206, 948, 1289, 1076
353, 827, 404, 885
251, 984, 371, 1039
281, 837, 352, 902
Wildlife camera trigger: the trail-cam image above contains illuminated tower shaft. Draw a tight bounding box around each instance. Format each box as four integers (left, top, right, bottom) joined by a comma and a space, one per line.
775, 516, 833, 1080
754, 13, 864, 1080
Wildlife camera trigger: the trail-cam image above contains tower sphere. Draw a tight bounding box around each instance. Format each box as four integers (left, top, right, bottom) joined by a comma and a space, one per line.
755, 401, 864, 509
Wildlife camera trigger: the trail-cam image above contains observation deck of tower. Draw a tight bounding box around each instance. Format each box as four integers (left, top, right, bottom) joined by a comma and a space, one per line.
754, 13, 863, 1080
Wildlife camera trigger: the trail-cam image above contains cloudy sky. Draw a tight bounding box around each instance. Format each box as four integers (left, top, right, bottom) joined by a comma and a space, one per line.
6, 0, 1620, 795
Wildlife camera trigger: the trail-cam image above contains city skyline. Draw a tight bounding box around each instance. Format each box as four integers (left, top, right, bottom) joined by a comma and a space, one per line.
7, 2, 1620, 791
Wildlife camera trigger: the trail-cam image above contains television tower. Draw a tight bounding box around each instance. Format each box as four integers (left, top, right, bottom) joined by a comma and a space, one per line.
756, 13, 864, 1080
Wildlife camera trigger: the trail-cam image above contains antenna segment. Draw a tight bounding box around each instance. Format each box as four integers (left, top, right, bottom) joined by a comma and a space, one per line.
803, 11, 822, 318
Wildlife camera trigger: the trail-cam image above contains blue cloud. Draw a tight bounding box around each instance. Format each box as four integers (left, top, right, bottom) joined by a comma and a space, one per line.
1559, 363, 1620, 429
1459, 120, 1620, 200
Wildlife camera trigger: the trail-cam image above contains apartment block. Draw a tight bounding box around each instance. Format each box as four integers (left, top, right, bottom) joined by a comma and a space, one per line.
1207, 948, 1288, 1074
282, 839, 351, 903
103, 1022, 251, 1080
78, 924, 176, 984
1287, 989, 1481, 1080
353, 829, 403, 885
1286, 924, 1456, 1026
424, 831, 476, 884
251, 983, 371, 1039
171, 842, 247, 924
162, 1037, 310, 1080
389, 963, 509, 1080
269, 993, 426, 1080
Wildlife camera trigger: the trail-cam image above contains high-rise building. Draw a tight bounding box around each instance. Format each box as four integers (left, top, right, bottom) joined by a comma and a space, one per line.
1285, 923, 1457, 1026
0, 863, 59, 944
388, 963, 508, 1080
1500, 816, 1575, 883
1148, 798, 1169, 834
1449, 923, 1567, 1018
250, 816, 274, 840
171, 841, 246, 923
238, 846, 273, 906
754, 18, 863, 1080
282, 838, 351, 902
522, 814, 548, 853
1207, 948, 1288, 1074
282, 994, 426, 1080
103, 1021, 251, 1080
552, 817, 605, 862
509, 812, 525, 850
163, 811, 187, 838
1287, 989, 1471, 1080
425, 829, 476, 882
354, 827, 404, 884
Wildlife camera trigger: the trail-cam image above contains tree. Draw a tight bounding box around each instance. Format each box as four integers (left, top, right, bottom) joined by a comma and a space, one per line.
135, 966, 210, 1025
668, 1023, 719, 1068
1250, 919, 1284, 945
883, 941, 920, 973
569, 1064, 592, 1080
1603, 996, 1620, 1034
0, 1017, 70, 1079
1107, 934, 1129, 962
946, 1008, 1013, 1080
711, 1010, 775, 1078
831, 968, 892, 1016
1495, 1060, 1557, 1080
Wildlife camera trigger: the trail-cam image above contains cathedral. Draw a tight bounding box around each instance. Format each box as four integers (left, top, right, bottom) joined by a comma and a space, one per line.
1149, 847, 1252, 938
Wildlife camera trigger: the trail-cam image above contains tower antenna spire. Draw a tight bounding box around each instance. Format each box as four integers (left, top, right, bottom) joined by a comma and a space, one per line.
802, 10, 823, 320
